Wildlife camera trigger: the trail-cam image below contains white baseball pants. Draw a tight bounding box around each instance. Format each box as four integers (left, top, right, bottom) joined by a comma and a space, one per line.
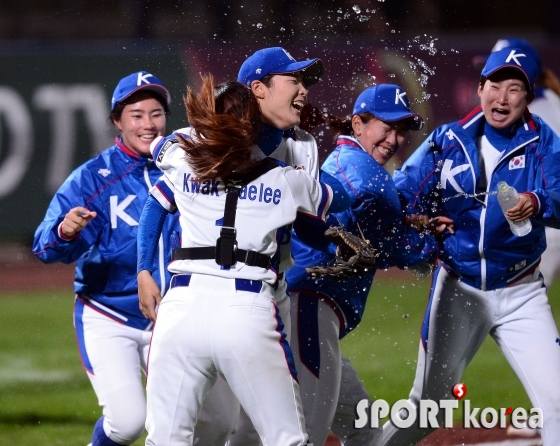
540, 227, 560, 288
145, 274, 309, 446
382, 266, 560, 446
74, 297, 239, 446
290, 290, 381, 446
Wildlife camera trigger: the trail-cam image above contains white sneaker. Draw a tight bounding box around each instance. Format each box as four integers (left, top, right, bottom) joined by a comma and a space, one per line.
507, 423, 540, 437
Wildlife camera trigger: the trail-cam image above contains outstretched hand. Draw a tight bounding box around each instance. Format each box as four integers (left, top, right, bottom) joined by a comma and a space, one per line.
61, 207, 97, 237
138, 270, 162, 322
429, 216, 455, 235
405, 214, 455, 236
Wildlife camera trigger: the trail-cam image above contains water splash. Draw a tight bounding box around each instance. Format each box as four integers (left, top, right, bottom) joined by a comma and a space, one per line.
442, 191, 498, 202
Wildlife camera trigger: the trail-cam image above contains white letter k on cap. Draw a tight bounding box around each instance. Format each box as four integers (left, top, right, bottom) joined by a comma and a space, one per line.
395, 89, 407, 106
505, 49, 527, 66
137, 72, 154, 86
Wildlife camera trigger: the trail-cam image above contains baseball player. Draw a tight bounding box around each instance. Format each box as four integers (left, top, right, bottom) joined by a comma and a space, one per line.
33, 71, 241, 446
135, 47, 327, 445
286, 84, 442, 446
32, 71, 180, 446
475, 37, 560, 291
382, 48, 560, 446
136, 76, 350, 446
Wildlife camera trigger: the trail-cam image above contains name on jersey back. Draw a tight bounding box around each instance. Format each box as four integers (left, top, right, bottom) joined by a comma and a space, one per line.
183, 173, 282, 204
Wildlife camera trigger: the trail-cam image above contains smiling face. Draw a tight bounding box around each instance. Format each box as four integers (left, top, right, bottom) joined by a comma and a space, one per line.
352, 114, 409, 165
251, 73, 307, 130
478, 69, 531, 130
112, 91, 167, 156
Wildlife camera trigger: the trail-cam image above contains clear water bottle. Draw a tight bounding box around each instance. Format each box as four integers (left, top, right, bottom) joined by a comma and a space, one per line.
496, 181, 532, 237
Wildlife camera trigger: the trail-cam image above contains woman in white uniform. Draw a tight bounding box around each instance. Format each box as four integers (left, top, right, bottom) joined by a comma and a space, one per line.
137, 76, 350, 446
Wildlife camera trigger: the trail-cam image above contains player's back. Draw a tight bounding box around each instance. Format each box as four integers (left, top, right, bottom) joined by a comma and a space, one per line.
154, 137, 332, 284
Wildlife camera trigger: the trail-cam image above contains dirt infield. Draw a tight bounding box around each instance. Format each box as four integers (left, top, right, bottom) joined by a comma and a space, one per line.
325, 427, 541, 445
0, 244, 74, 293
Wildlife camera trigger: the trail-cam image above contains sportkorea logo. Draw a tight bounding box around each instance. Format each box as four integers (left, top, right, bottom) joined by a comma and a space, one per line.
354, 383, 543, 431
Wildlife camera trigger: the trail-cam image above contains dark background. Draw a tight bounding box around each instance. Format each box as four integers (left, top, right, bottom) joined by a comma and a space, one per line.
0, 0, 558, 42
1, 0, 559, 243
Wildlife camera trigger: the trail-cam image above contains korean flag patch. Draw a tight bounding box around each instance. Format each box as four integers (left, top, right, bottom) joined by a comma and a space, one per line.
509, 155, 525, 170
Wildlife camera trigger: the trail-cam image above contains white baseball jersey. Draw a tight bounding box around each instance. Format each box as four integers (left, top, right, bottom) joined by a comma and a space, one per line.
530, 89, 560, 136
253, 126, 320, 273
529, 89, 560, 288
150, 134, 332, 285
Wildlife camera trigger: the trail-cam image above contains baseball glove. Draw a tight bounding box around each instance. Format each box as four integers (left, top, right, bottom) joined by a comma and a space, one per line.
306, 225, 377, 279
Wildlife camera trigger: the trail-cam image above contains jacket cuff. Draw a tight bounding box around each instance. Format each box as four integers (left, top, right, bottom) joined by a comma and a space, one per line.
58, 222, 79, 241
522, 192, 540, 216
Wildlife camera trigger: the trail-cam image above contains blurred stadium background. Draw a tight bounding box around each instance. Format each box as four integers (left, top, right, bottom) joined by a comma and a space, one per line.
1, 1, 559, 444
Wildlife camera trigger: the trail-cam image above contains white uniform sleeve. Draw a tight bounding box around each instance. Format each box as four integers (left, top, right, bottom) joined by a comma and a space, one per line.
293, 127, 320, 180
284, 168, 332, 222
529, 90, 560, 136
149, 135, 187, 212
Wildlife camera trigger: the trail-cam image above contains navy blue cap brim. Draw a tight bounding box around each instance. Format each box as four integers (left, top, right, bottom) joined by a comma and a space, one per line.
373, 111, 424, 131
270, 58, 324, 87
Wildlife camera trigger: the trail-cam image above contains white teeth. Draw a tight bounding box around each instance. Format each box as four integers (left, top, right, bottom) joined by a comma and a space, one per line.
140, 135, 156, 140
292, 101, 304, 111
378, 147, 393, 155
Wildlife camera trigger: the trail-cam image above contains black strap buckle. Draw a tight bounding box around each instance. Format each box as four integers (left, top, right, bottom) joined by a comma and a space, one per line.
216, 226, 237, 267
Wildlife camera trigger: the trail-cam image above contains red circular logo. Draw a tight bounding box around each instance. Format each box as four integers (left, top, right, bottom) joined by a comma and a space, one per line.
453, 383, 467, 400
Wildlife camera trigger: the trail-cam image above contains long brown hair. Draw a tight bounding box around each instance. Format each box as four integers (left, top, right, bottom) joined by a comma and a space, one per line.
541, 67, 560, 97
178, 75, 261, 181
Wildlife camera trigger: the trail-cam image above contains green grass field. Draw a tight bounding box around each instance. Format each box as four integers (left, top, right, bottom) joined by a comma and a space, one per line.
0, 277, 558, 445
342, 272, 560, 419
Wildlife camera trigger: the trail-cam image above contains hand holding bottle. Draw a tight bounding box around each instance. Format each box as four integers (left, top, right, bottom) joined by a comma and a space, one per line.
497, 181, 533, 237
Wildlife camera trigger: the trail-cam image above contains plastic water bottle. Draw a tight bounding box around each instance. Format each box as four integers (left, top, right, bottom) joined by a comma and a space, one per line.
496, 181, 532, 237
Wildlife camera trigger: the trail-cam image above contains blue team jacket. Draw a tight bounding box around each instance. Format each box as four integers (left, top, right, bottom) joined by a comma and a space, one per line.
287, 136, 438, 337
394, 106, 560, 291
33, 138, 180, 330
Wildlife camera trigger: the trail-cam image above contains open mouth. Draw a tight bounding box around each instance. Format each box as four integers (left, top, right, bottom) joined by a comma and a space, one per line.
292, 101, 304, 112
139, 134, 157, 142
492, 108, 509, 121
377, 146, 394, 156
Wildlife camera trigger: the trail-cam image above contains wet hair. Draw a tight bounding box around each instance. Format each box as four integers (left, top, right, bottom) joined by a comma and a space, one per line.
326, 112, 376, 138
109, 90, 170, 124
178, 75, 262, 181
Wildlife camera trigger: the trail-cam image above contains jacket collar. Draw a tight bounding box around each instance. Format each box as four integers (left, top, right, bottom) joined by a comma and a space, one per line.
455, 105, 538, 147
336, 135, 363, 151
115, 136, 149, 160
